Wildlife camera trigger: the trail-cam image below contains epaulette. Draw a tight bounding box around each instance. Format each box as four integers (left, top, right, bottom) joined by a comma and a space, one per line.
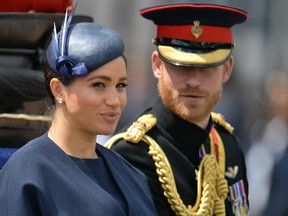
123, 113, 233, 143
124, 114, 157, 143
211, 112, 234, 134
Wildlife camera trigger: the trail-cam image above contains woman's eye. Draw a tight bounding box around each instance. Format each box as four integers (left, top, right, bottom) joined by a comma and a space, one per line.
117, 83, 128, 89
93, 82, 105, 88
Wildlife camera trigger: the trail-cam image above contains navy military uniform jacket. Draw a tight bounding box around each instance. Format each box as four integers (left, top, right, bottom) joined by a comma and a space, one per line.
111, 99, 249, 216
0, 133, 157, 216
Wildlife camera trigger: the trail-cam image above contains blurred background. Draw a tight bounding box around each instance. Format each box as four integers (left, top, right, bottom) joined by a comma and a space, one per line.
0, 0, 287, 215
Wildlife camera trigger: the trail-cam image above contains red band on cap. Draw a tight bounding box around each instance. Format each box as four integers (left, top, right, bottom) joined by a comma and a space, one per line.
157, 25, 233, 43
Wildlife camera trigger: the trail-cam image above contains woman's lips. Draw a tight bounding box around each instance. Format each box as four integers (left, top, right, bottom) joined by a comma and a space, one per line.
101, 112, 120, 122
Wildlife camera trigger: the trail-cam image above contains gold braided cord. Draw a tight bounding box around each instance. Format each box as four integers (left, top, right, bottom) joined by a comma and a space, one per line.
211, 112, 233, 134
0, 113, 51, 121
105, 132, 127, 149
105, 133, 229, 216
143, 135, 228, 216
124, 114, 157, 143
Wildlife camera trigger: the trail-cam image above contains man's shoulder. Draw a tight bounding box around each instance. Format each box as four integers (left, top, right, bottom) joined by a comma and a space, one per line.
107, 114, 156, 146
211, 112, 234, 135
211, 112, 243, 148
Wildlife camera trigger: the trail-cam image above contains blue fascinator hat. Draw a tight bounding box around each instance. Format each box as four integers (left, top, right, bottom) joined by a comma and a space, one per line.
46, 7, 124, 77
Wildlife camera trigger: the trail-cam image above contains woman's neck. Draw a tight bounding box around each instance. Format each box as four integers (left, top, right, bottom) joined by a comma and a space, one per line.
48, 122, 98, 159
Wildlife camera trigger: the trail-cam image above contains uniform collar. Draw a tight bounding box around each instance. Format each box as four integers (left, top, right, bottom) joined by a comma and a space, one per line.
150, 98, 212, 150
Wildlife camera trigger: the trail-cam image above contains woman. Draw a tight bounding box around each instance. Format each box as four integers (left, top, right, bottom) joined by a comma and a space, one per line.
0, 9, 157, 216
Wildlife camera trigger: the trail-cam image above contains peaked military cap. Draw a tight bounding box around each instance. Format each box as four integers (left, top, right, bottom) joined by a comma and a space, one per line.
140, 3, 248, 67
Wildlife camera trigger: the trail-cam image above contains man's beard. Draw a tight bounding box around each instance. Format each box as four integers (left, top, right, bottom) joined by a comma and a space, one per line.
158, 79, 222, 123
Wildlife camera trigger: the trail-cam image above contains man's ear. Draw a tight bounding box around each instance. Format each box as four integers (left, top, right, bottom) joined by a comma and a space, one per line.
223, 56, 234, 83
152, 51, 163, 79
49, 78, 64, 100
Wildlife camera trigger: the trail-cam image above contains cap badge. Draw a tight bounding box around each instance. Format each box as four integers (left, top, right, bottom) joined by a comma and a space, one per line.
191, 20, 203, 39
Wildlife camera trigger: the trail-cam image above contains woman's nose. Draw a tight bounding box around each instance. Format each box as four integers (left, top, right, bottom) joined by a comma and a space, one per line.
105, 90, 121, 107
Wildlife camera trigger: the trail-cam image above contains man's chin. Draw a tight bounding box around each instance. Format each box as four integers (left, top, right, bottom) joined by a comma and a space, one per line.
172, 103, 209, 122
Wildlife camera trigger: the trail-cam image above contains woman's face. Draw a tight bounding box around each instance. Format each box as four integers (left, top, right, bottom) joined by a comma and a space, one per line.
60, 56, 127, 136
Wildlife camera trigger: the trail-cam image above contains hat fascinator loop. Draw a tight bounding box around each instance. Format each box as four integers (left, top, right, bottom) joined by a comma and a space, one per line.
51, 2, 89, 77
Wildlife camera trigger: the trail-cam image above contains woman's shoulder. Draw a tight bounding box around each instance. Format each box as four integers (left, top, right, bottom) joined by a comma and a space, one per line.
1, 134, 54, 172
10, 134, 50, 157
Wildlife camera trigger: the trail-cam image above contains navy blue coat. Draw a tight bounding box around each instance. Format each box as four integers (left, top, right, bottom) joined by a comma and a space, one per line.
0, 134, 157, 216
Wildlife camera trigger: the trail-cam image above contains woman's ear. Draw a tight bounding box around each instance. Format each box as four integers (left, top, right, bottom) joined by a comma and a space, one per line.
50, 78, 64, 102
152, 51, 163, 79
223, 56, 234, 83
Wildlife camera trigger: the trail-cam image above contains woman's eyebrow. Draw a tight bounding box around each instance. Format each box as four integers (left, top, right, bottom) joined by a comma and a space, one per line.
87, 75, 111, 82
87, 75, 127, 82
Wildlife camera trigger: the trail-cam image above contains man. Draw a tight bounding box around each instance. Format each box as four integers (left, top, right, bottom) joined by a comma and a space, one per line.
106, 3, 249, 216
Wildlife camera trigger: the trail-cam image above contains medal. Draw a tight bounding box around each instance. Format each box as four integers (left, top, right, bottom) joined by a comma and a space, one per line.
229, 180, 248, 216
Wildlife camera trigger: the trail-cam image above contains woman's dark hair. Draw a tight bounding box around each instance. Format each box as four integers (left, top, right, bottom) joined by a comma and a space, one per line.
43, 61, 75, 106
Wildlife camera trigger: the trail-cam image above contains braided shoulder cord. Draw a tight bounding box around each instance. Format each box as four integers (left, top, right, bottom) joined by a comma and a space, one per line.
105, 132, 229, 216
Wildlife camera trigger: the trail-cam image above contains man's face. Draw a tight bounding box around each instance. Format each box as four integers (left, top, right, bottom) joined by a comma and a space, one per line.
152, 51, 233, 127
